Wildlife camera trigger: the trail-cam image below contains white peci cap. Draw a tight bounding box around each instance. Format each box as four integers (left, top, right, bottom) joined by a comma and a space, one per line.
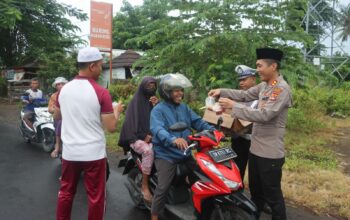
77, 47, 103, 62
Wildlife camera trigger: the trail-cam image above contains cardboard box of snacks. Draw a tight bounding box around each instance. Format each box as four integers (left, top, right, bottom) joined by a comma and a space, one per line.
203, 108, 252, 134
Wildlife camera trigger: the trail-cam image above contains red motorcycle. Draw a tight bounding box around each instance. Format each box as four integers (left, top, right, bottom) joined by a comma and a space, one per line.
119, 121, 258, 220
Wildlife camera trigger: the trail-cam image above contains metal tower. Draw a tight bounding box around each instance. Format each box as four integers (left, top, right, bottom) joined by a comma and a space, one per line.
303, 0, 350, 81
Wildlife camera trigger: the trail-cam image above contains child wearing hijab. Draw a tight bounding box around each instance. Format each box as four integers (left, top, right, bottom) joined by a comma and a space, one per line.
119, 76, 159, 203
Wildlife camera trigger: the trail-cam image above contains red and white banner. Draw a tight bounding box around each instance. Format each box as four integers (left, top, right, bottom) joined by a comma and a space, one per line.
90, 1, 113, 51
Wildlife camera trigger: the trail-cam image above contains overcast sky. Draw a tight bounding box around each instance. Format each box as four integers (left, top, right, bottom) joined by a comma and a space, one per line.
57, 0, 349, 56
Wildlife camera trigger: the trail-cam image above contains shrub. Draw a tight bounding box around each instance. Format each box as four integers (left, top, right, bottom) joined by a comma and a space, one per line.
310, 87, 350, 116
287, 88, 326, 133
108, 82, 137, 107
0, 76, 7, 97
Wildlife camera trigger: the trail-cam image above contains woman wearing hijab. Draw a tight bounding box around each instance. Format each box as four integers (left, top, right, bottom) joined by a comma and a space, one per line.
119, 76, 158, 203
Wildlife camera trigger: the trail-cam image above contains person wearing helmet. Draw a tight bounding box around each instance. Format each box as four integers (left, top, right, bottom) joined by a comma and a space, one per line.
231, 65, 257, 181
150, 73, 214, 220
49, 77, 68, 159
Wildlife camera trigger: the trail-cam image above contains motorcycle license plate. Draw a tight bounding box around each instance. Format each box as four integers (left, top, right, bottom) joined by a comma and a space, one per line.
208, 147, 237, 163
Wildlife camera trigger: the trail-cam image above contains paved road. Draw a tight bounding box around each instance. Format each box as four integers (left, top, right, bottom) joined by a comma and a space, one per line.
0, 104, 339, 220
0, 106, 149, 220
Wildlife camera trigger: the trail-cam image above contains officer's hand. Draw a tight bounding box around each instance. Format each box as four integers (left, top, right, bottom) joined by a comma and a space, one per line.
218, 97, 235, 109
173, 138, 188, 150
208, 89, 221, 97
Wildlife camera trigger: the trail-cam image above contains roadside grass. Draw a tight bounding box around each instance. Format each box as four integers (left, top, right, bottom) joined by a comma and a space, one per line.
105, 131, 121, 152
105, 115, 125, 152
282, 116, 350, 219
283, 169, 350, 218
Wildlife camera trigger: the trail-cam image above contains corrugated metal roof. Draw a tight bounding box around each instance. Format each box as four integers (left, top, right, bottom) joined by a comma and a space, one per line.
103, 50, 141, 69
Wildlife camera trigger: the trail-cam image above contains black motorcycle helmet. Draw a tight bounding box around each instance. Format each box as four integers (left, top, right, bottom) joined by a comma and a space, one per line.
158, 73, 193, 102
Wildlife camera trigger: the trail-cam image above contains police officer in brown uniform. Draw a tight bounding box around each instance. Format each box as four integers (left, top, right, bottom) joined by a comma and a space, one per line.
231, 65, 257, 181
209, 48, 292, 220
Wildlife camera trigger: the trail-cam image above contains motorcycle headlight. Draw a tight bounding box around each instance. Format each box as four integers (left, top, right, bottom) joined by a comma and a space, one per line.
201, 159, 240, 190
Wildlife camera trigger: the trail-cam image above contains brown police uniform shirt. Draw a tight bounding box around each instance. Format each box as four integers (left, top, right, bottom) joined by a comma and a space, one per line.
220, 76, 292, 159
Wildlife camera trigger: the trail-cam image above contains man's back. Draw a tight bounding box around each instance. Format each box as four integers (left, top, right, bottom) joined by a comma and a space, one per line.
58, 76, 112, 161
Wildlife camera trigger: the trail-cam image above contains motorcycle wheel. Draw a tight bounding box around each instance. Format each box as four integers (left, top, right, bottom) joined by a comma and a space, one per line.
209, 205, 255, 220
126, 167, 146, 209
42, 128, 55, 152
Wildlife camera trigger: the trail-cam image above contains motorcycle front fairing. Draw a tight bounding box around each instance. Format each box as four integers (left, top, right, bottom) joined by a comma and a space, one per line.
33, 107, 54, 133
191, 152, 243, 213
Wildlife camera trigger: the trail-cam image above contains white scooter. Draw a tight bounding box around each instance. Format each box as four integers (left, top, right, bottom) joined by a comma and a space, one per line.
19, 95, 55, 152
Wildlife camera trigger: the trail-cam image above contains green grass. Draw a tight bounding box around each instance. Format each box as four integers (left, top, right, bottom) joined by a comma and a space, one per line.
105, 131, 122, 152
105, 114, 125, 152
284, 126, 338, 171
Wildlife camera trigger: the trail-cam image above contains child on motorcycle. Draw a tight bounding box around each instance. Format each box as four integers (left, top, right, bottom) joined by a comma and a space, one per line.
49, 77, 68, 158
150, 73, 214, 220
118, 76, 159, 203
21, 78, 43, 130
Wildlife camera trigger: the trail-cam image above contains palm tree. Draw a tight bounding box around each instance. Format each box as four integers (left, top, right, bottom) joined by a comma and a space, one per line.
338, 5, 350, 42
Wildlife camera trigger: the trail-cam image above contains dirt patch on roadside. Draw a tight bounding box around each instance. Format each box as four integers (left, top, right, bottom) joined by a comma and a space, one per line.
331, 127, 350, 176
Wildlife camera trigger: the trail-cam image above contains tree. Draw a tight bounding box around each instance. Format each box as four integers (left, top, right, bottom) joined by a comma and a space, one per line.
338, 4, 350, 42
0, 0, 87, 68
127, 0, 314, 97
112, 1, 144, 50
37, 51, 78, 92
0, 0, 22, 29
112, 0, 171, 50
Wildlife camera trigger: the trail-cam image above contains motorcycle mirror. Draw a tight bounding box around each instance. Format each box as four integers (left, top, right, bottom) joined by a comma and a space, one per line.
169, 122, 188, 132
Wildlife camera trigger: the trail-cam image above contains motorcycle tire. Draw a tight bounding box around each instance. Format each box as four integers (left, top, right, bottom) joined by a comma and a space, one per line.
42, 128, 55, 152
209, 205, 255, 220
126, 167, 146, 209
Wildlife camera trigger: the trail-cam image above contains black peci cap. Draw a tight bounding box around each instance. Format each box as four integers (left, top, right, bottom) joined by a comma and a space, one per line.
256, 48, 284, 62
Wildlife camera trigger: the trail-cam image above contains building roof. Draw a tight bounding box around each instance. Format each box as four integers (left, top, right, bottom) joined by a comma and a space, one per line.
22, 60, 41, 69
103, 50, 141, 69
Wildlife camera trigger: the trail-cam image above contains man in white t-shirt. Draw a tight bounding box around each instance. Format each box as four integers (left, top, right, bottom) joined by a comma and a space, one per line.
54, 47, 124, 220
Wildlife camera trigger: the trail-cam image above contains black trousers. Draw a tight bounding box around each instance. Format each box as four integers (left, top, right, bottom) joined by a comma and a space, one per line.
249, 153, 287, 220
231, 136, 251, 181
151, 158, 196, 215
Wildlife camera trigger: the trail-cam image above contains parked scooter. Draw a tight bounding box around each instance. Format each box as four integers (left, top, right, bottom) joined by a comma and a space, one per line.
19, 94, 55, 152
119, 120, 258, 220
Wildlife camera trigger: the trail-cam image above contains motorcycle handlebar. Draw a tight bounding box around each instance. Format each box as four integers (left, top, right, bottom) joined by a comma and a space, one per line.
183, 143, 197, 155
